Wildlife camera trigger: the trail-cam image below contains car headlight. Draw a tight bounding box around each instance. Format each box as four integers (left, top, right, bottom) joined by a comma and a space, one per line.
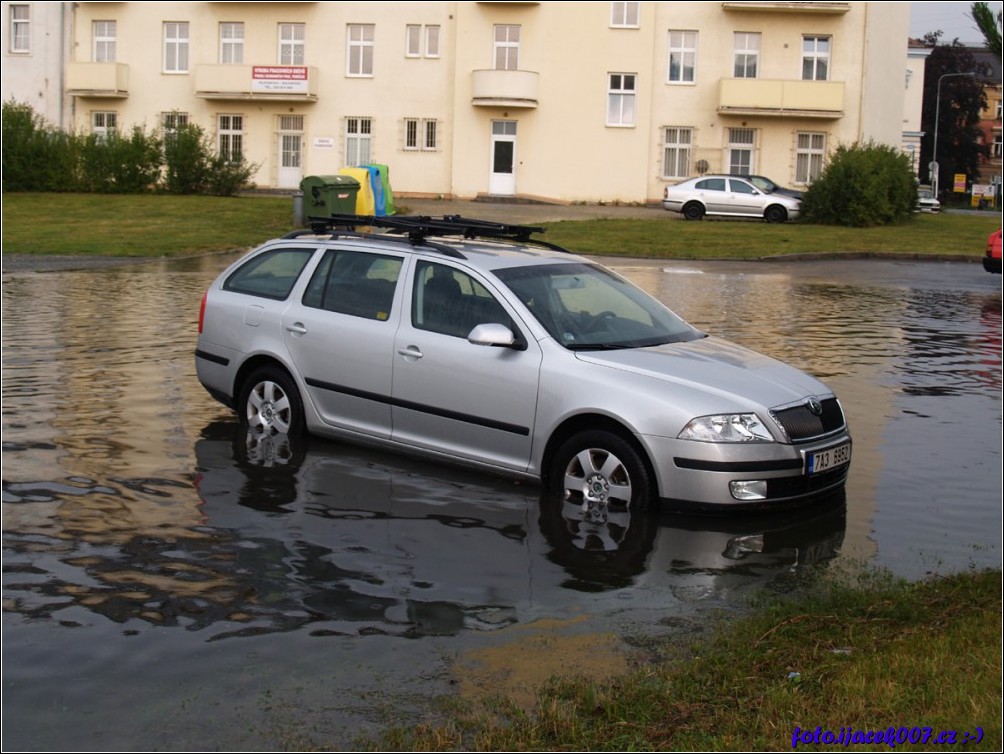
678, 413, 774, 443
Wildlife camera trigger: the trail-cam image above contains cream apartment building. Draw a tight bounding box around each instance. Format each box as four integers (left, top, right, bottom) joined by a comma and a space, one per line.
36, 1, 912, 202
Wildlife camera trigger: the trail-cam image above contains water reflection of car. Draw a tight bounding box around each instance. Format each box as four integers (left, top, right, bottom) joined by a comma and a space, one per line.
983, 228, 1002, 274
662, 175, 801, 222
190, 423, 847, 636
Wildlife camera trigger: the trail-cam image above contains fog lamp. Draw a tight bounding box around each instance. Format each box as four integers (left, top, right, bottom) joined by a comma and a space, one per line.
730, 480, 767, 501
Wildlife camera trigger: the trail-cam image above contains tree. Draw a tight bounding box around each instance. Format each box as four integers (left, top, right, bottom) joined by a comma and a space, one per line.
971, 1, 1002, 57
918, 33, 989, 196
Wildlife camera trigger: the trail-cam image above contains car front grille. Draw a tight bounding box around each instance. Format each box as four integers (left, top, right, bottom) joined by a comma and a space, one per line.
772, 398, 845, 441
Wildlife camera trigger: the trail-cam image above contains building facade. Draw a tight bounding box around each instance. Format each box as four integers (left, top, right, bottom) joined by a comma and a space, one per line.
1, 1, 73, 128
17, 1, 913, 202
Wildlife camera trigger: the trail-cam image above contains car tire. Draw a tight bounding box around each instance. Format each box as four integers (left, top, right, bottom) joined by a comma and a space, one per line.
764, 204, 788, 223
682, 202, 705, 221
239, 365, 304, 437
549, 430, 655, 511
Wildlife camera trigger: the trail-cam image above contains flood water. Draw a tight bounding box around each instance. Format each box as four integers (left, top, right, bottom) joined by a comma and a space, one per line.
2, 254, 1001, 750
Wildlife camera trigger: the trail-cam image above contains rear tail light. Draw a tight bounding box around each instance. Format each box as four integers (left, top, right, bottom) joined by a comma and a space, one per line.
198, 291, 208, 334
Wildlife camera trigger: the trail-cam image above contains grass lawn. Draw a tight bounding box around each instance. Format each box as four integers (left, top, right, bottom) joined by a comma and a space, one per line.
1, 192, 997, 260
377, 569, 1001, 751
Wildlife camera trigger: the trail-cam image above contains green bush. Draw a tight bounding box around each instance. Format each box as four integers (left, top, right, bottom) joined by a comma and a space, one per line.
3, 102, 256, 196
800, 141, 918, 227
1, 100, 81, 192
162, 122, 210, 194
80, 126, 162, 193
162, 120, 257, 196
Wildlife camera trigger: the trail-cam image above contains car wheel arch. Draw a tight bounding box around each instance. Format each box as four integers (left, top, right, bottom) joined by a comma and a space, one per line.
764, 204, 788, 223
682, 201, 705, 221
540, 414, 658, 497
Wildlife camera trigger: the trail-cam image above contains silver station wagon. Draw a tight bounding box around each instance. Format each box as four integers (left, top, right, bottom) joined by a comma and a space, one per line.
196, 215, 850, 511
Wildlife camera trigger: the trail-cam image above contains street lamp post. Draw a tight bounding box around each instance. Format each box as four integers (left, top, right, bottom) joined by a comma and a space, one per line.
931, 71, 977, 197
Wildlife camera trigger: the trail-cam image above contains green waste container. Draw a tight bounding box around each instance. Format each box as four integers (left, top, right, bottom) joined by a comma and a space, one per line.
299, 175, 361, 218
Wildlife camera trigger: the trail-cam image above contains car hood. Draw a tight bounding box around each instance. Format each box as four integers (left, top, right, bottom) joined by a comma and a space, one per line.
574, 336, 829, 409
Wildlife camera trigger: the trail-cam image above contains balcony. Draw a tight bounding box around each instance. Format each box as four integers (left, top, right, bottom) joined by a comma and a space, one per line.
194, 65, 319, 102
721, 2, 850, 13
65, 63, 129, 98
471, 69, 539, 108
718, 78, 844, 118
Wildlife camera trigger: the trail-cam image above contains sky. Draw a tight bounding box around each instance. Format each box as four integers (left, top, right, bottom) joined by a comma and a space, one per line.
909, 1, 1003, 44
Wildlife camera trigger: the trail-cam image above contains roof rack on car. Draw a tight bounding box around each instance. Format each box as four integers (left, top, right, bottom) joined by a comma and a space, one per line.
300, 213, 571, 253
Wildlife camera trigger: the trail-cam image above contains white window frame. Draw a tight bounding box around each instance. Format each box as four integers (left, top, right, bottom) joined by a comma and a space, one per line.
425, 25, 440, 58
279, 23, 305, 66
733, 32, 760, 79
795, 131, 826, 184
220, 22, 244, 65
405, 24, 440, 58
493, 25, 520, 71
610, 2, 640, 28
405, 25, 421, 57
9, 4, 29, 53
91, 111, 117, 139
218, 114, 244, 162
996, 100, 1002, 120
345, 116, 372, 165
994, 131, 1003, 160
403, 118, 438, 151
93, 20, 116, 63
802, 36, 830, 81
163, 22, 190, 74
162, 112, 190, 141
668, 30, 697, 84
727, 127, 756, 175
663, 127, 693, 178
347, 24, 374, 77
607, 73, 636, 128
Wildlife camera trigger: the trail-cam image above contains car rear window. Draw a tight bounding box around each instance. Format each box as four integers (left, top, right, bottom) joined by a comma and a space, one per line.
224, 248, 315, 300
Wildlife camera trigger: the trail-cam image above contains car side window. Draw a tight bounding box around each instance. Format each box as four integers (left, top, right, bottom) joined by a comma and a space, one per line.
224, 248, 315, 300
695, 178, 726, 191
730, 180, 756, 194
412, 260, 514, 338
302, 249, 402, 321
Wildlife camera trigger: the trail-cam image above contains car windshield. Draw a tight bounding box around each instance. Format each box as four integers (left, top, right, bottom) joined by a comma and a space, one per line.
494, 262, 704, 350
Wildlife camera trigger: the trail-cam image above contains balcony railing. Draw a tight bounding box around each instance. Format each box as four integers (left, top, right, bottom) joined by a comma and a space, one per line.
471, 69, 539, 108
718, 78, 845, 118
194, 64, 319, 101
721, 2, 850, 13
66, 63, 129, 98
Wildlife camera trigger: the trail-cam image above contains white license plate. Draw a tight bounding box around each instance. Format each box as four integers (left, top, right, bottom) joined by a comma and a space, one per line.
807, 442, 851, 475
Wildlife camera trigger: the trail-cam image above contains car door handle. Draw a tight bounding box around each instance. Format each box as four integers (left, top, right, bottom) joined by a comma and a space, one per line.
397, 346, 423, 359
286, 322, 308, 335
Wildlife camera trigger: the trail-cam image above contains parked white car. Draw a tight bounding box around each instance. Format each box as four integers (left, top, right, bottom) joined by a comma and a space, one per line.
663, 175, 802, 222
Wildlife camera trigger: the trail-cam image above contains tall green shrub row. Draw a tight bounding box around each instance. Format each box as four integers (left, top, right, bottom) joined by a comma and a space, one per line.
800, 141, 918, 227
1, 101, 257, 196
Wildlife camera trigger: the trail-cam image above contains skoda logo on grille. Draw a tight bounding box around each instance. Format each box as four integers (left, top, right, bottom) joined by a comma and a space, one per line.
807, 398, 823, 416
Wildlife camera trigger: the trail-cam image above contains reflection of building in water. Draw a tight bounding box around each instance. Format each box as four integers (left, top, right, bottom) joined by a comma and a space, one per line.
2, 268, 236, 623
612, 262, 892, 563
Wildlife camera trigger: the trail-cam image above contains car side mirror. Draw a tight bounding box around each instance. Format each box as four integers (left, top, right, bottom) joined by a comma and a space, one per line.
467, 323, 523, 349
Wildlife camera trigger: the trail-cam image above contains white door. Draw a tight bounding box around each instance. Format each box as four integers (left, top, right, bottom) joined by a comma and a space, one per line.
489, 120, 517, 196
277, 115, 303, 188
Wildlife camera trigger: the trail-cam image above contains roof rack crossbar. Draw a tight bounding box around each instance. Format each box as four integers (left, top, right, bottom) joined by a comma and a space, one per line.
312, 213, 548, 242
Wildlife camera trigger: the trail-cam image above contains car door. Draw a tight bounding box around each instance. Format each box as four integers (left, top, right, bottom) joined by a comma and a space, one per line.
282, 247, 408, 439
727, 178, 762, 216
391, 259, 543, 472
694, 177, 729, 215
